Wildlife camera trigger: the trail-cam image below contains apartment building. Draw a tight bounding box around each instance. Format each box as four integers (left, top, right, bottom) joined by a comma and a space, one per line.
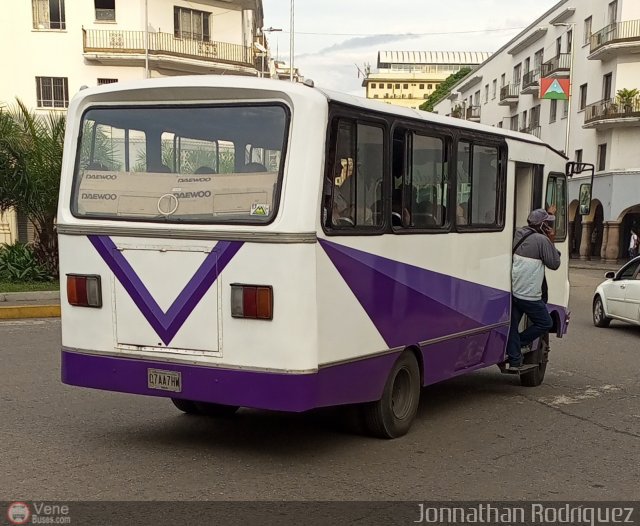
363, 51, 490, 110
434, 0, 640, 262
0, 0, 264, 244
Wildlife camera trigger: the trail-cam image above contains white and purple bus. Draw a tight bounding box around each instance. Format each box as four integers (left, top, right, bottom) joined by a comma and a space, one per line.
58, 76, 570, 438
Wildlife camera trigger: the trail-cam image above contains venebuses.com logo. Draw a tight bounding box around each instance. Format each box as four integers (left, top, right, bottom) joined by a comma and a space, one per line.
7, 502, 30, 525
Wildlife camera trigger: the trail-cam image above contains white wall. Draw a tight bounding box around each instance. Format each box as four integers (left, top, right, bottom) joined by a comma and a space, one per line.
0, 0, 254, 109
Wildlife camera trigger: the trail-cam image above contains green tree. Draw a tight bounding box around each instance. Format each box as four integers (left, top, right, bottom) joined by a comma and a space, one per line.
0, 99, 65, 276
419, 68, 472, 112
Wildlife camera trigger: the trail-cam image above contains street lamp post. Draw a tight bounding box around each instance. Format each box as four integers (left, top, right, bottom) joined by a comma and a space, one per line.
260, 27, 282, 79
554, 22, 576, 155
289, 0, 294, 82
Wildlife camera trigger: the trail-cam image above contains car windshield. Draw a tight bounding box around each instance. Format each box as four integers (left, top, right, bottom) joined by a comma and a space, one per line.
72, 104, 289, 224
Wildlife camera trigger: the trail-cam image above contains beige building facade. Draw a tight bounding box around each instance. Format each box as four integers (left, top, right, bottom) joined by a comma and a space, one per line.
0, 0, 265, 245
434, 0, 640, 262
363, 51, 491, 109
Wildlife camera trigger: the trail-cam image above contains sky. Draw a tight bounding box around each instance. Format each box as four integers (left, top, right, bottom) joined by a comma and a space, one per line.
261, 0, 561, 95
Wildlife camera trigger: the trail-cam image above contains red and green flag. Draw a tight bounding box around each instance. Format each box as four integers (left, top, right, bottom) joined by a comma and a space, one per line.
540, 78, 570, 100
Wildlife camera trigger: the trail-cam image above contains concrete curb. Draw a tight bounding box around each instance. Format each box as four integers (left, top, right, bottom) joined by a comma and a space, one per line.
0, 305, 61, 319
0, 290, 60, 302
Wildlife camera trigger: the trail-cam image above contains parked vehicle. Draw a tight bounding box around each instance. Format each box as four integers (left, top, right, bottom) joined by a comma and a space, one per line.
593, 256, 640, 327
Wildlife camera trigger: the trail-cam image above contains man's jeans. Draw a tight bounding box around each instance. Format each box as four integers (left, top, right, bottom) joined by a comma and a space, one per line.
506, 296, 553, 366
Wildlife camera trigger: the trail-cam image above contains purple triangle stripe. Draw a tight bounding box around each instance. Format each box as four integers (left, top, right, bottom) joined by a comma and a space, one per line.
89, 236, 243, 345
319, 239, 510, 348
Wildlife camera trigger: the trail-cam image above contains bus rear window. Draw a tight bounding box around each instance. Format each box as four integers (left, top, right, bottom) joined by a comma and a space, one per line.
72, 104, 289, 224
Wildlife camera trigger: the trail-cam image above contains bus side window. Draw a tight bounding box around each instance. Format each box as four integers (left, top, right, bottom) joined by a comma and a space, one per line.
325, 120, 383, 231
546, 173, 567, 241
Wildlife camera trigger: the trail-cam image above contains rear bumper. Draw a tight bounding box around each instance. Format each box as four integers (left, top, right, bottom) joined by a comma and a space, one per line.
61, 349, 398, 412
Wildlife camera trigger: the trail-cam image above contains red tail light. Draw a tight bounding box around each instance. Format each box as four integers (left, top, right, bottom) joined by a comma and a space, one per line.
231, 284, 273, 320
67, 274, 102, 308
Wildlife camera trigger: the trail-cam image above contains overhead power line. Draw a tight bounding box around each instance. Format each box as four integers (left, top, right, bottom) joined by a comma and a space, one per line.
276, 27, 526, 37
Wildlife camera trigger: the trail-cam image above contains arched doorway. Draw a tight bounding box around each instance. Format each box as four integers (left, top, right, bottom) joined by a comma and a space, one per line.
589, 201, 604, 259
618, 204, 640, 260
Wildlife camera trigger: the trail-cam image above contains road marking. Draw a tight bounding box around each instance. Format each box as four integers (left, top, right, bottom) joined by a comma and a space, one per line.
538, 385, 622, 407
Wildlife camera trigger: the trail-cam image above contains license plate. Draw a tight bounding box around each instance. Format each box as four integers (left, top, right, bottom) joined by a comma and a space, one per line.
147, 369, 182, 392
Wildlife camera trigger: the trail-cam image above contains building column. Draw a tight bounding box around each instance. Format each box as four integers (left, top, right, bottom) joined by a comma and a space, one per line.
600, 223, 609, 261
605, 222, 621, 263
580, 222, 593, 261
568, 221, 575, 257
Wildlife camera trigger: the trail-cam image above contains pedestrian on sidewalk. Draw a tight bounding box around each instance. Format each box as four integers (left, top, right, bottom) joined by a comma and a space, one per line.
629, 228, 639, 259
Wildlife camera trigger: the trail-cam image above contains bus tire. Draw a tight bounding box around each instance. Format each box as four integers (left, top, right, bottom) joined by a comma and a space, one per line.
520, 335, 549, 388
361, 351, 421, 439
193, 402, 239, 417
171, 398, 199, 414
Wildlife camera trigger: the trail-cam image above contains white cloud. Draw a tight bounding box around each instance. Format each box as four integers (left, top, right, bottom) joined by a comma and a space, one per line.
261, 0, 560, 94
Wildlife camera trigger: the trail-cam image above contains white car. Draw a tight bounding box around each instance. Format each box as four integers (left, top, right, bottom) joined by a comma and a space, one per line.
593, 256, 640, 327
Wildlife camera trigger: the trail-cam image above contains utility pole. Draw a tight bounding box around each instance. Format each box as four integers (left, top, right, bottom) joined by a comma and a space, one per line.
289, 0, 294, 82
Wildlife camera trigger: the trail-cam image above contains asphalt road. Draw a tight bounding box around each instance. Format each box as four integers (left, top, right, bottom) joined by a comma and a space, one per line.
1, 268, 639, 502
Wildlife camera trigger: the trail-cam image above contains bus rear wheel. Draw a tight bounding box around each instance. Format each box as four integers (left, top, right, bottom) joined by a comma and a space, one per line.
520, 335, 549, 387
171, 398, 199, 414
361, 351, 421, 439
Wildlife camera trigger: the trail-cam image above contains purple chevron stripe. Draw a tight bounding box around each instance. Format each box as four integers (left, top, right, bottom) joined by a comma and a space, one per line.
319, 239, 510, 348
89, 236, 243, 345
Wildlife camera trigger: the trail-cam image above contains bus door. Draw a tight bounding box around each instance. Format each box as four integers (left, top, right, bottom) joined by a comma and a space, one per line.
513, 163, 543, 230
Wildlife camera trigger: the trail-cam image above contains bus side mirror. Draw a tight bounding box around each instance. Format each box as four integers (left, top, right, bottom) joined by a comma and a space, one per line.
579, 183, 592, 215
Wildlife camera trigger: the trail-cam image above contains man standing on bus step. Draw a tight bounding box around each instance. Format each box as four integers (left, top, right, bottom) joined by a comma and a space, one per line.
507, 209, 561, 370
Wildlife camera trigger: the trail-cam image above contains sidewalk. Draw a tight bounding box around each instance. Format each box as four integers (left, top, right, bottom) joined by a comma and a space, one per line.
568, 258, 622, 272
0, 291, 60, 319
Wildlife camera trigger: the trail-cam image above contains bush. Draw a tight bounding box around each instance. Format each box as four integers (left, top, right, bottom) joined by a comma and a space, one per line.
0, 242, 52, 282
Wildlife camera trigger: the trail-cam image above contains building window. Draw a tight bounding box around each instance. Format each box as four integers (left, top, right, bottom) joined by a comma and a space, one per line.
556, 36, 562, 57
563, 100, 569, 118
95, 0, 115, 21
395, 84, 400, 89
521, 111, 528, 131
427, 84, 433, 90
373, 95, 379, 99
174, 6, 211, 41
510, 115, 519, 131
371, 83, 376, 89
579, 84, 588, 110
603, 73, 613, 100
387, 83, 392, 89
550, 99, 558, 123
423, 94, 428, 99
608, 1, 618, 24
597, 144, 607, 171
567, 29, 573, 54
492, 79, 497, 99
32, 0, 66, 30
36, 76, 69, 108
575, 149, 583, 164
97, 78, 118, 85
500, 73, 506, 87
419, 84, 425, 89
403, 84, 409, 89
456, 141, 503, 228
484, 84, 489, 103
584, 17, 592, 45
534, 48, 544, 69
513, 63, 522, 86
497, 122, 503, 128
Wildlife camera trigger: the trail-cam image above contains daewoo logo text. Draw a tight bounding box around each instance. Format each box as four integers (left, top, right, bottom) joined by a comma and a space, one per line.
85, 173, 117, 180
82, 193, 117, 200
173, 191, 212, 199
177, 177, 211, 183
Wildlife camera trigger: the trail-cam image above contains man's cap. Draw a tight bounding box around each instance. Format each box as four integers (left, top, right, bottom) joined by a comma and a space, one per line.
528, 208, 555, 225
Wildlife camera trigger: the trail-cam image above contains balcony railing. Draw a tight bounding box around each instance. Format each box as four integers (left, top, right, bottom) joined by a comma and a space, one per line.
584, 98, 640, 125
522, 69, 540, 90
541, 54, 571, 76
83, 29, 255, 68
590, 19, 640, 54
500, 84, 520, 102
523, 125, 541, 138
466, 106, 481, 120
